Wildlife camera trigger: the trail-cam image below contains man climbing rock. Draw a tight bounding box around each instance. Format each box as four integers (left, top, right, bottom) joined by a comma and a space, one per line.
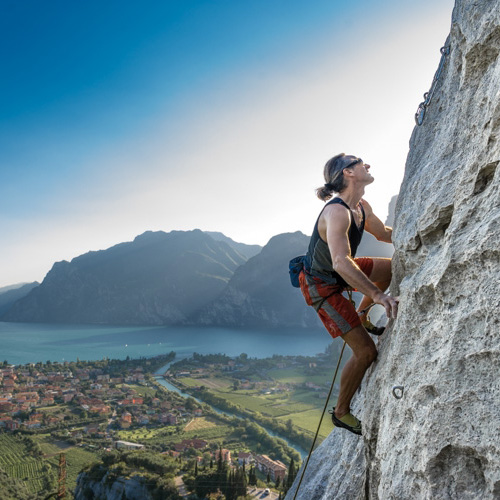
299, 153, 398, 435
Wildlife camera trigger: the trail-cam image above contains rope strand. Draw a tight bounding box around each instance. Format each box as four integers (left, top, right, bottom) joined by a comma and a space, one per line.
292, 340, 346, 500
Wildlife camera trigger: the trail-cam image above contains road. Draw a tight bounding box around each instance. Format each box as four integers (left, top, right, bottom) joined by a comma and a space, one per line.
247, 487, 280, 499
174, 475, 189, 498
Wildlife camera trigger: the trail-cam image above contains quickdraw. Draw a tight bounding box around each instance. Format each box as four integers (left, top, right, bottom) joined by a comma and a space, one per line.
415, 45, 451, 126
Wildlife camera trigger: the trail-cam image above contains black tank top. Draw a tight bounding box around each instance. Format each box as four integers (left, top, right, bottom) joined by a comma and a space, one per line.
306, 197, 365, 288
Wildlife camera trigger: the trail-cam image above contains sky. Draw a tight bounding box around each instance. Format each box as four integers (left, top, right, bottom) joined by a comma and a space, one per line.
0, 0, 455, 287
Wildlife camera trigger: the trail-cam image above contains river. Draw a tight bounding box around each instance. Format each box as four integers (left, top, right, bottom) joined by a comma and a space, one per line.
153, 360, 309, 458
1, 322, 329, 458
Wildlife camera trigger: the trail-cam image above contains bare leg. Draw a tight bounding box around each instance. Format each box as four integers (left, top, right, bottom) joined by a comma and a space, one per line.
335, 325, 377, 418
357, 258, 392, 322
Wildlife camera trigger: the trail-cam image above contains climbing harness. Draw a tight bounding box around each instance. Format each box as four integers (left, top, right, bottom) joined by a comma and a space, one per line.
292, 290, 355, 500
392, 385, 404, 399
415, 45, 451, 126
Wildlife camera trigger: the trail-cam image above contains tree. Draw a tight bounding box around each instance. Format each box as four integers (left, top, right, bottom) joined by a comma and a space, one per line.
194, 470, 219, 498
236, 464, 247, 498
275, 476, 281, 488
185, 397, 197, 411
286, 457, 297, 489
248, 466, 257, 486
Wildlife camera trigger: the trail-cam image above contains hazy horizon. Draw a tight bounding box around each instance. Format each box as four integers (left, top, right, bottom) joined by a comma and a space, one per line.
1, 0, 454, 287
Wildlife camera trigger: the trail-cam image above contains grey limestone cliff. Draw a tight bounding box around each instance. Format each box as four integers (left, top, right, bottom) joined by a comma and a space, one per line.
74, 471, 154, 500
287, 1, 500, 499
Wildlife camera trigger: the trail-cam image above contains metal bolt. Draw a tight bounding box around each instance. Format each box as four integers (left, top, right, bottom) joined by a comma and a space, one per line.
392, 385, 404, 399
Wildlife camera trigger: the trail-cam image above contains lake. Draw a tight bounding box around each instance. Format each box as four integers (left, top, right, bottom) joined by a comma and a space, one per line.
0, 322, 332, 365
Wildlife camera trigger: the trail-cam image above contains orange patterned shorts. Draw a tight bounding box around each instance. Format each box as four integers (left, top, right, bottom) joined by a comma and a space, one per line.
299, 258, 374, 338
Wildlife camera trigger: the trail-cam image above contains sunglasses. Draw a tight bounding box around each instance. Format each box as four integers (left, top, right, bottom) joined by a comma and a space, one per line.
344, 158, 363, 169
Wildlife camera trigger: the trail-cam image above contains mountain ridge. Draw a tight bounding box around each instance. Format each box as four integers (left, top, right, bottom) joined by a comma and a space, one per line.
1, 199, 396, 328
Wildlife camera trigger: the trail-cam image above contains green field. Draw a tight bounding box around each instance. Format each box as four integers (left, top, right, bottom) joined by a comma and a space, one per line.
44, 445, 100, 495
174, 363, 341, 445
267, 367, 332, 386
117, 418, 234, 446
31, 434, 101, 497
278, 408, 331, 439
179, 376, 233, 389
0, 434, 51, 496
118, 383, 158, 397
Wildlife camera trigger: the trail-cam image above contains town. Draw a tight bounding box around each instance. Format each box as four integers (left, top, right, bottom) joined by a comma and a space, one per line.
0, 350, 325, 499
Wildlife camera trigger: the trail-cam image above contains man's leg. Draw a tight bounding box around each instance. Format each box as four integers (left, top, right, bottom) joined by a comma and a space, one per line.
357, 257, 392, 322
334, 325, 377, 418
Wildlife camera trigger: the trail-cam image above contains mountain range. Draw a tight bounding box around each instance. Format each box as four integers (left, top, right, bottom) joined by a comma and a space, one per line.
1, 196, 396, 327
0, 282, 39, 316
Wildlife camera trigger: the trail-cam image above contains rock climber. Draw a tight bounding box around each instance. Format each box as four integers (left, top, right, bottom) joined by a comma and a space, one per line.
299, 153, 398, 435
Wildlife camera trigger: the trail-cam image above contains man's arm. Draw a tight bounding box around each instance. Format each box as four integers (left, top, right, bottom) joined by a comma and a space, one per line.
324, 204, 398, 318
360, 199, 392, 243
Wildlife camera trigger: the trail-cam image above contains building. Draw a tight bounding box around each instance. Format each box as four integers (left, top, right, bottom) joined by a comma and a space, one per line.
119, 412, 132, 429
174, 438, 208, 452
238, 452, 253, 465
115, 440, 145, 450
215, 448, 232, 463
254, 454, 287, 481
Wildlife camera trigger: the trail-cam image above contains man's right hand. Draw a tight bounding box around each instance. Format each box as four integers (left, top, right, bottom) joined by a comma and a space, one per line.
374, 292, 399, 319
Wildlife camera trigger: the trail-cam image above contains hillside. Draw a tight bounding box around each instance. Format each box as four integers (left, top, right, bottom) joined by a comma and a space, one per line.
1, 200, 396, 328
0, 282, 39, 316
194, 231, 320, 327
2, 230, 246, 325
204, 231, 262, 259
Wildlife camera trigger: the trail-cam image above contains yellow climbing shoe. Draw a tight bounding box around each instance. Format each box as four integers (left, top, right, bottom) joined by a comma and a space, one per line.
362, 318, 385, 336
330, 408, 362, 435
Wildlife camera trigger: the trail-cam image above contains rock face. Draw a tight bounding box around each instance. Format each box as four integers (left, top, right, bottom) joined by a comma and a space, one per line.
74, 471, 154, 500
287, 1, 500, 499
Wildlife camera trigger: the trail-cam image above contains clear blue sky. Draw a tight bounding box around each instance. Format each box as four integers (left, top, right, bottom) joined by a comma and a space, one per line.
0, 0, 454, 286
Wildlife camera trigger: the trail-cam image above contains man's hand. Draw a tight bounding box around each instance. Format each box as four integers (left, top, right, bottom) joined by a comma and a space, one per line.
373, 292, 399, 319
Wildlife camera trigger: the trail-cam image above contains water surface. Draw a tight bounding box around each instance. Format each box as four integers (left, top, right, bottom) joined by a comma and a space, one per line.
0, 322, 330, 365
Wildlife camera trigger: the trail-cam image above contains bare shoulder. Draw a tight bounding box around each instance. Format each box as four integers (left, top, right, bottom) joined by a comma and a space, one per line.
359, 198, 374, 216
321, 202, 351, 231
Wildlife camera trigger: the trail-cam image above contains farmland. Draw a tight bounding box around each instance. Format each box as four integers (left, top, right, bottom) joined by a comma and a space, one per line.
167, 348, 350, 445
0, 433, 53, 497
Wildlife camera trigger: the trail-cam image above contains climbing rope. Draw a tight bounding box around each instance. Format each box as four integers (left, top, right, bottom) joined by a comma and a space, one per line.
292, 341, 346, 500
415, 44, 451, 126
292, 290, 355, 500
